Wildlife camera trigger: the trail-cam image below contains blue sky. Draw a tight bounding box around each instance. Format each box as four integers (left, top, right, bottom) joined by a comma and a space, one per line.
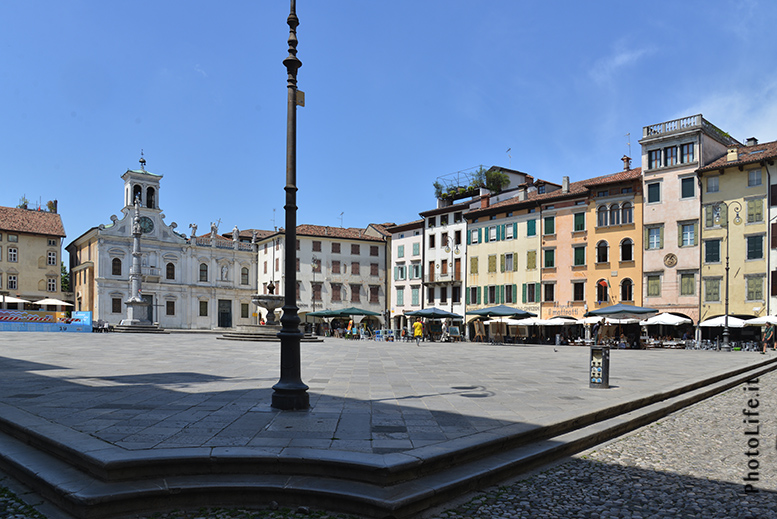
2, 1, 777, 243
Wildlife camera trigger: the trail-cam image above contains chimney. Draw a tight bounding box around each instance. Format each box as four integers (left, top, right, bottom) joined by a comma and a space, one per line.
518, 186, 527, 201
747, 137, 759, 146
621, 155, 632, 171
325, 226, 329, 235
481, 194, 490, 208
562, 176, 570, 193
726, 146, 739, 162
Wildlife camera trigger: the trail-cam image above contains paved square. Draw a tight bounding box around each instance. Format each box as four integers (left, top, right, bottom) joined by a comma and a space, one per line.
0, 332, 771, 456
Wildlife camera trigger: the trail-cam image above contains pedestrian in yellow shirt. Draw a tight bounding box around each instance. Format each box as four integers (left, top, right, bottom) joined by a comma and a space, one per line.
413, 319, 424, 346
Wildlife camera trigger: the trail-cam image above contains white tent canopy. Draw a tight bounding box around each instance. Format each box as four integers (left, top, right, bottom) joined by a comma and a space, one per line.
640, 313, 692, 326
698, 315, 747, 328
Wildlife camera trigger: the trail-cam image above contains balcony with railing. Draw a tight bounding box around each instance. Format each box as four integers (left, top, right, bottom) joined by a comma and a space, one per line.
642, 114, 739, 145
423, 271, 462, 284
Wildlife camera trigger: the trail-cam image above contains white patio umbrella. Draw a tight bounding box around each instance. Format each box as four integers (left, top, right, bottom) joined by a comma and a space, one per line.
34, 298, 74, 307
698, 315, 747, 328
506, 317, 542, 326
744, 315, 777, 326
639, 313, 692, 326
0, 295, 30, 304
579, 316, 639, 325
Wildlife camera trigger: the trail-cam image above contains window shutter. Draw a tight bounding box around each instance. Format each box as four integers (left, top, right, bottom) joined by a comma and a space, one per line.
522, 283, 527, 303
535, 283, 541, 302
478, 228, 482, 243
513, 255, 518, 271
495, 286, 500, 304
500, 285, 505, 304
466, 288, 470, 304
693, 223, 699, 246
513, 222, 518, 239
500, 224, 505, 241
757, 199, 763, 222
720, 204, 728, 227
484, 227, 489, 243
477, 286, 481, 304
467, 231, 471, 245
705, 206, 712, 228
644, 227, 649, 249
394, 266, 398, 280
772, 223, 777, 249
512, 284, 517, 302
500, 254, 505, 272
677, 224, 683, 247
748, 201, 755, 223
659, 226, 664, 248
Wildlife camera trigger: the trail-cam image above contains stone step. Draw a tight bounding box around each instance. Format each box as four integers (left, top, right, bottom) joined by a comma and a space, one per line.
0, 357, 774, 518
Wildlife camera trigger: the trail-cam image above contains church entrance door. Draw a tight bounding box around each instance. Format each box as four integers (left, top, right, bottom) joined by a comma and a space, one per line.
218, 299, 232, 328
142, 294, 154, 323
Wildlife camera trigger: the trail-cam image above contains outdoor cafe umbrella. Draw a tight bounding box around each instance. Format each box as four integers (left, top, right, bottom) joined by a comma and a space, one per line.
406, 307, 462, 319
34, 298, 74, 307
333, 307, 382, 317
466, 305, 537, 319
0, 295, 30, 305
698, 315, 747, 328
585, 303, 658, 319
639, 313, 692, 326
744, 315, 777, 326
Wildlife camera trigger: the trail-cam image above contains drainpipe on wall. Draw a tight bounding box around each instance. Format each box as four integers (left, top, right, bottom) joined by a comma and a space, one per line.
766, 161, 772, 316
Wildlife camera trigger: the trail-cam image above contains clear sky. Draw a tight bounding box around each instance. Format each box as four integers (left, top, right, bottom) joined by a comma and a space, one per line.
2, 1, 777, 243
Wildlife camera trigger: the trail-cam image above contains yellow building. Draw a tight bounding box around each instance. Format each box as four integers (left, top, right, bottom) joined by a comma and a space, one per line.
0, 205, 67, 306
698, 139, 772, 323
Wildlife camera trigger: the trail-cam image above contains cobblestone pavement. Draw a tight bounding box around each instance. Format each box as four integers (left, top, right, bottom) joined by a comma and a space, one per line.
3, 369, 775, 518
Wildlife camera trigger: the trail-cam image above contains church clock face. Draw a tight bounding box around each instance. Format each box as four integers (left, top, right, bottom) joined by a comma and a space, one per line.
139, 216, 154, 234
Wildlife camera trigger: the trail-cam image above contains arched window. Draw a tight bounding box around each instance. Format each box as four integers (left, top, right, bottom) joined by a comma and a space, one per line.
621, 202, 633, 224
609, 204, 620, 226
146, 187, 156, 209
621, 278, 633, 302
597, 206, 608, 227
199, 263, 208, 282
112, 258, 122, 276
166, 262, 175, 280
620, 238, 633, 262
241, 267, 249, 285
132, 185, 142, 204
596, 279, 609, 302
596, 241, 609, 263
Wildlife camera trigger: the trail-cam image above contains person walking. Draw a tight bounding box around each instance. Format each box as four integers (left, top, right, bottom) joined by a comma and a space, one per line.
762, 323, 774, 354
413, 319, 424, 346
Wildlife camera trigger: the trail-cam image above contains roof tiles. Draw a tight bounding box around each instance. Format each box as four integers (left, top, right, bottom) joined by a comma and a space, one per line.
0, 206, 66, 237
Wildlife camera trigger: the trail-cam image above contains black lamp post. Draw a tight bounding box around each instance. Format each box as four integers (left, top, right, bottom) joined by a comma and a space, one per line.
272, 0, 309, 410
714, 200, 742, 352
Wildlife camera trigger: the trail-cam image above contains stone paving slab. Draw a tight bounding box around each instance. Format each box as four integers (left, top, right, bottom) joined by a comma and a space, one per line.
0, 332, 773, 458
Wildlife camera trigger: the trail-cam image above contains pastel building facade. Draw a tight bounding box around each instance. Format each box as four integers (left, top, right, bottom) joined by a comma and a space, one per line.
387, 220, 424, 329
639, 114, 739, 323
697, 139, 774, 321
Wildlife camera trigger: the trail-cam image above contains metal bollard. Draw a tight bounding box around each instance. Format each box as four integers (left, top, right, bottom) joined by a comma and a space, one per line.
589, 346, 610, 389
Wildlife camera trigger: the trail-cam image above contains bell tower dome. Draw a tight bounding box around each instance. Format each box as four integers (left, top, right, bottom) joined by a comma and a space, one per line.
121, 150, 164, 212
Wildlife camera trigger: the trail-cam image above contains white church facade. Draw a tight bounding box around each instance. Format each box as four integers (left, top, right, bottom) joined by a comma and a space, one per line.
66, 158, 259, 329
